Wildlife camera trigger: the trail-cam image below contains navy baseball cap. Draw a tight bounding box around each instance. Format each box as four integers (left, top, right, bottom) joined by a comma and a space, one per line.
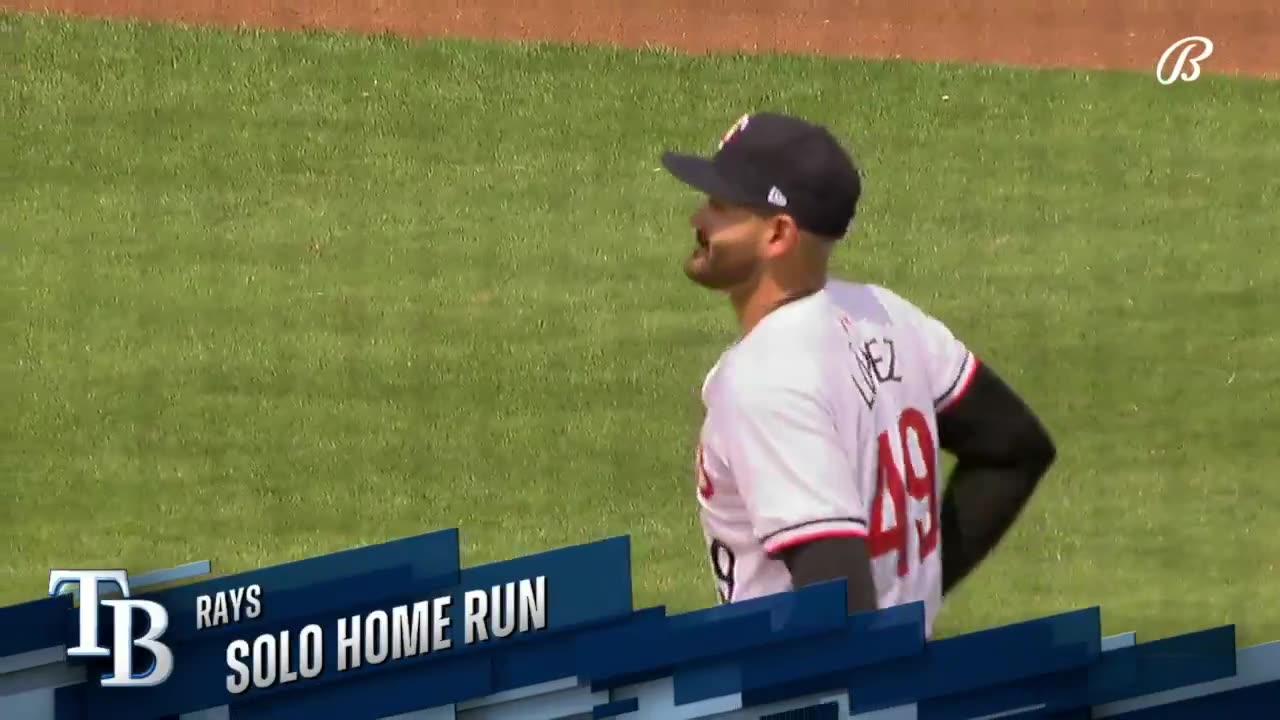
661, 112, 862, 239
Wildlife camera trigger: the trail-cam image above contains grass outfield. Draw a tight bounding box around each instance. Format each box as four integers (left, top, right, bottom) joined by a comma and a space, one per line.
3, 12, 1278, 644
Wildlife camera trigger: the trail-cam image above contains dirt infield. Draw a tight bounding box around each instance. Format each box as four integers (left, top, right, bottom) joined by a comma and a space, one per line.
6, 0, 1278, 78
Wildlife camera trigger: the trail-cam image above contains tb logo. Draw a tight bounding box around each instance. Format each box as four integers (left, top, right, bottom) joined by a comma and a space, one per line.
1156, 36, 1214, 85
49, 570, 174, 688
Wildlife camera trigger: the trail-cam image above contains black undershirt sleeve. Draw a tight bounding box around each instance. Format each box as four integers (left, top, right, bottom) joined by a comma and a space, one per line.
777, 536, 879, 615
937, 361, 1056, 595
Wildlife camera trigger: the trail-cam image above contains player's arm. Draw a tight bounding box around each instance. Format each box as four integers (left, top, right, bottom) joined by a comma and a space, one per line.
777, 536, 878, 614
936, 359, 1056, 595
720, 381, 878, 615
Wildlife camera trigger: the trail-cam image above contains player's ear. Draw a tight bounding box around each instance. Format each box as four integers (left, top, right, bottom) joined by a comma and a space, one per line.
761, 212, 801, 258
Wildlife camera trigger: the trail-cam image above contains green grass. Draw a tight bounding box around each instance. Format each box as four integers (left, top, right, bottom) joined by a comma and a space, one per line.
3, 12, 1278, 645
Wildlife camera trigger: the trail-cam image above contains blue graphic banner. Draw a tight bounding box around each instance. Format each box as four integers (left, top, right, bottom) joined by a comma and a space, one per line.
0, 528, 1276, 719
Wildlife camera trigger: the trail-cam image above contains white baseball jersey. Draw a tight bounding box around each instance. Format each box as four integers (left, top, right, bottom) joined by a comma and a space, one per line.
694, 279, 978, 637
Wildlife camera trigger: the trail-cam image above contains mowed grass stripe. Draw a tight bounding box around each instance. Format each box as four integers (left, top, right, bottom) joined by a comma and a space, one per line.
2, 12, 1277, 643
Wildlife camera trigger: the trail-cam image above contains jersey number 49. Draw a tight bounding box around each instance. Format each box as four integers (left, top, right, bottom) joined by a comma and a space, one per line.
868, 407, 940, 577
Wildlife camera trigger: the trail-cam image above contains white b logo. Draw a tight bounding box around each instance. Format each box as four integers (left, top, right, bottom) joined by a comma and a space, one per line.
1156, 36, 1214, 85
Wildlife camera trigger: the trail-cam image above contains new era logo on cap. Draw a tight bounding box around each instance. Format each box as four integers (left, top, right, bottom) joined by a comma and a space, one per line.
661, 112, 862, 239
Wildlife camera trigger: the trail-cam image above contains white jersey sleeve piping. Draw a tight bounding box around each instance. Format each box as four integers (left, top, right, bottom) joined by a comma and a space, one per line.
760, 517, 869, 555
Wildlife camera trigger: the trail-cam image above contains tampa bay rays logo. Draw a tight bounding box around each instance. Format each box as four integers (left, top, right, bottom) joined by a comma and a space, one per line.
718, 114, 751, 150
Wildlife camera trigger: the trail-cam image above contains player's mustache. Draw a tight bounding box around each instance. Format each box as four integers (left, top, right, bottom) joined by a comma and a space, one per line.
696, 230, 709, 247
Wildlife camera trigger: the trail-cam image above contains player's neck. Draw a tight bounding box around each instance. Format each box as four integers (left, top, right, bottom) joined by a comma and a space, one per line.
731, 279, 824, 337
731, 288, 773, 337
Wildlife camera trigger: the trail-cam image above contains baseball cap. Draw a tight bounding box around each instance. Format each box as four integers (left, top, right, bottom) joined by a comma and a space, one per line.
661, 112, 862, 239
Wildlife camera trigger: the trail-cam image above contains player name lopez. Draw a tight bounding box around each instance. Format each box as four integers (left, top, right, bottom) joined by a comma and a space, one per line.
219, 576, 547, 695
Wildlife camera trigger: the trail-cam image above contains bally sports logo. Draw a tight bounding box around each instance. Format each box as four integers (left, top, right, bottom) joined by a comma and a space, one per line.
1156, 36, 1214, 85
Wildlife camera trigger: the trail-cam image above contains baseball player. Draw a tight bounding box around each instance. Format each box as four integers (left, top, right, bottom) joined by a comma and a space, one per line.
661, 112, 1056, 636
